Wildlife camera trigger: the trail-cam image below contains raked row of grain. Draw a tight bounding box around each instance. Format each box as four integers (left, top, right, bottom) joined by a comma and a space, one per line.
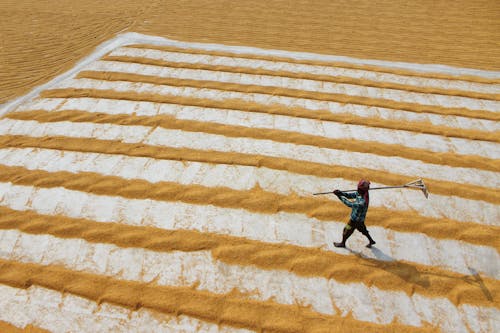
0, 37, 498, 332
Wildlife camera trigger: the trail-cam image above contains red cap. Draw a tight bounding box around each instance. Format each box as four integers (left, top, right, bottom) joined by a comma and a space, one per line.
358, 179, 370, 191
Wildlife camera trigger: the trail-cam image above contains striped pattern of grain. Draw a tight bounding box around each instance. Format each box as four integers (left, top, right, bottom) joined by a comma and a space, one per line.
0, 39, 498, 333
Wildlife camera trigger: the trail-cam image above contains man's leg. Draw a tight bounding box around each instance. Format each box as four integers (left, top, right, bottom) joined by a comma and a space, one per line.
358, 223, 376, 248
334, 222, 355, 248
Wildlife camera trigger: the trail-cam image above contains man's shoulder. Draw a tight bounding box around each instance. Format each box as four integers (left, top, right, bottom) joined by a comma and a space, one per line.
355, 193, 366, 204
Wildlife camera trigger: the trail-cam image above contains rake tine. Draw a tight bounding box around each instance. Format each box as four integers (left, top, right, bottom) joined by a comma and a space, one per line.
403, 179, 429, 198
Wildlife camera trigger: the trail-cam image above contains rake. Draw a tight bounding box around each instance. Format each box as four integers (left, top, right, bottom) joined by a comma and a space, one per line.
313, 179, 429, 198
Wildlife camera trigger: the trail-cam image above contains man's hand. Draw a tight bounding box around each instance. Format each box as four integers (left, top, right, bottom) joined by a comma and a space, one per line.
333, 189, 343, 197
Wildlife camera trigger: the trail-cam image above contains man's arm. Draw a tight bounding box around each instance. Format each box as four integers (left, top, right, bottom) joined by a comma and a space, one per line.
339, 196, 354, 207
333, 190, 356, 207
341, 194, 367, 209
343, 192, 357, 199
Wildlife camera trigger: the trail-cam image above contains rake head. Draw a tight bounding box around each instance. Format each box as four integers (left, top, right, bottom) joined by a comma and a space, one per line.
404, 179, 429, 198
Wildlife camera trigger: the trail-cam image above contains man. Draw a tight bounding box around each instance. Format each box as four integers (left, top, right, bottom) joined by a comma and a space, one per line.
333, 179, 376, 248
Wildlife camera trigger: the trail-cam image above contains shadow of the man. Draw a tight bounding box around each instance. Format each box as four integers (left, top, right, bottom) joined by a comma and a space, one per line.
347, 246, 495, 302
369, 246, 393, 262
347, 246, 430, 288
468, 267, 493, 302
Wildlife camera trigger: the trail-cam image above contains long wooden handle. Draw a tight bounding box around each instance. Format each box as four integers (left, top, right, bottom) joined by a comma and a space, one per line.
312, 191, 335, 195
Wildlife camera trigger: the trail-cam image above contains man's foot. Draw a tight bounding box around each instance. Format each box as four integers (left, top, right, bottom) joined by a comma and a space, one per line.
366, 240, 376, 248
334, 242, 346, 248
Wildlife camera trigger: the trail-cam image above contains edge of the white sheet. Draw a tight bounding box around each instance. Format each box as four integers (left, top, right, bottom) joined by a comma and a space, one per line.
1, 31, 500, 116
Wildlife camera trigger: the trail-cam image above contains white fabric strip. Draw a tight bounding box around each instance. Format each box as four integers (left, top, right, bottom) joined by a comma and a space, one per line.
3, 115, 499, 195
3, 32, 499, 117
1, 230, 498, 333
17, 96, 500, 133
51, 78, 500, 159
0, 183, 497, 278
0, 147, 498, 226
3, 102, 499, 188
0, 118, 497, 225
0, 284, 252, 333
0, 118, 152, 145
1, 32, 498, 333
111, 47, 500, 96
84, 60, 500, 112
119, 33, 500, 78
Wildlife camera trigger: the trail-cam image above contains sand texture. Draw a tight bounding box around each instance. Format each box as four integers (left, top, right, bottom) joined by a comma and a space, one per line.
1, 0, 500, 104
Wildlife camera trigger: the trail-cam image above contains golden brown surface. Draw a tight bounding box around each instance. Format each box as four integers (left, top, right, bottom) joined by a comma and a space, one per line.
1, 206, 498, 309
0, 259, 439, 333
0, 320, 50, 333
1, 0, 499, 104
75, 70, 500, 120
14, 97, 500, 172
102, 53, 500, 97
0, 162, 498, 250
0, 2, 499, 331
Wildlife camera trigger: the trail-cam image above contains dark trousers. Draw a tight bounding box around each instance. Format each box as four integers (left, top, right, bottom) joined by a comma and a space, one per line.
342, 219, 374, 243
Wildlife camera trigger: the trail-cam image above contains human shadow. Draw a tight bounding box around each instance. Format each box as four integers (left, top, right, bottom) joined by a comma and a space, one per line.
468, 267, 493, 302
346, 245, 431, 288
345, 245, 494, 302
368, 246, 393, 262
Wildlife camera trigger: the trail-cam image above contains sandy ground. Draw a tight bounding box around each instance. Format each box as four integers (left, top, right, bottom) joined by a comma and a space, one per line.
1, 0, 499, 105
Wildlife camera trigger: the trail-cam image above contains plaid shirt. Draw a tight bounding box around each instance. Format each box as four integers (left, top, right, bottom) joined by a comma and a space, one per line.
340, 191, 368, 223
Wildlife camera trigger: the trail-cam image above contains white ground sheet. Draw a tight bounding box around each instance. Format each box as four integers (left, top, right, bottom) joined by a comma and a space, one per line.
109, 46, 500, 95
0, 146, 497, 226
1, 230, 498, 333
0, 183, 497, 278
84, 59, 500, 111
51, 78, 500, 159
0, 284, 252, 333
0, 32, 498, 333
